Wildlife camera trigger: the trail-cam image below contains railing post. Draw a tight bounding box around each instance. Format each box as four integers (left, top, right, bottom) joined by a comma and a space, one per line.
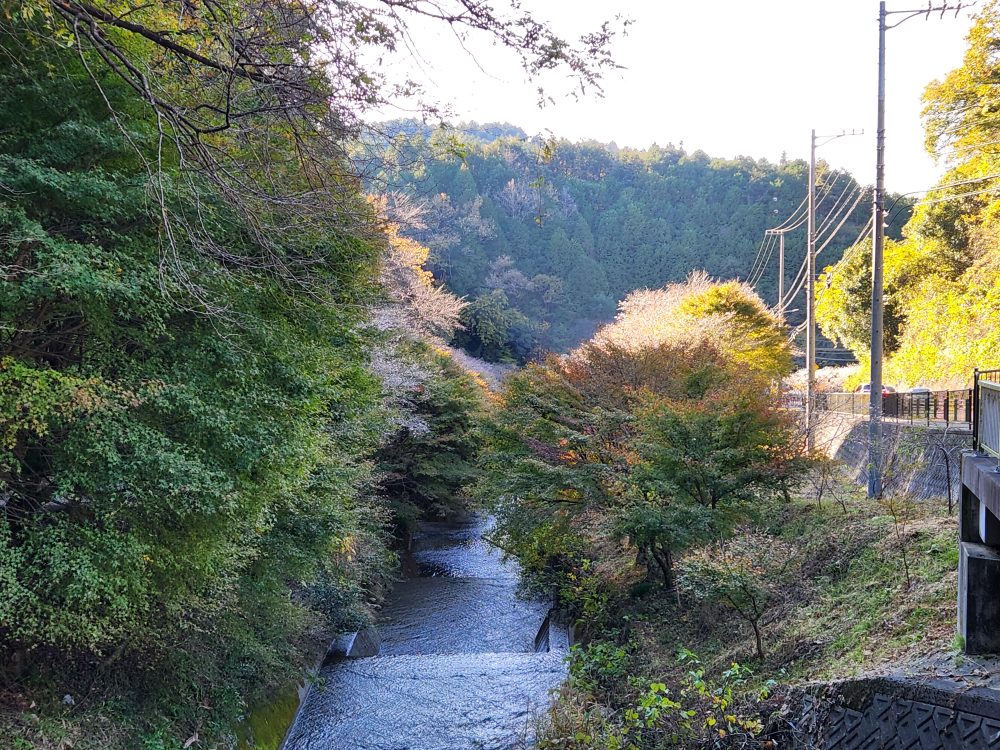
974, 369, 981, 453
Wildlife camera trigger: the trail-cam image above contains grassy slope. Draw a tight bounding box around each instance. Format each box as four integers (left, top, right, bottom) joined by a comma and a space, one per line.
538, 474, 960, 748
637, 493, 957, 682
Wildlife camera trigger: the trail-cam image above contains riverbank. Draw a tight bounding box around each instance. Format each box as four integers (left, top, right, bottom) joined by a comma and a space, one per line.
0, 622, 336, 750
532, 482, 961, 748
2, 518, 562, 750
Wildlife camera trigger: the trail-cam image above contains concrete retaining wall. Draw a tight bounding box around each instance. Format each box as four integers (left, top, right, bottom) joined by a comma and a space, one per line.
783, 674, 1000, 749
813, 411, 971, 501
534, 609, 574, 653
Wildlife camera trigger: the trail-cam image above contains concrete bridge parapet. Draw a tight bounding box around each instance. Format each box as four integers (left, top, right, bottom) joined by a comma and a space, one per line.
959, 452, 1000, 654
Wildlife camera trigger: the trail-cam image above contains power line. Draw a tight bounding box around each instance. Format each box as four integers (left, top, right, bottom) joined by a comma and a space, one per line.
771, 194, 810, 231
747, 174, 841, 287
775, 170, 845, 234
916, 183, 1000, 205
827, 214, 875, 271
748, 174, 843, 285
920, 171, 1000, 194
934, 137, 1000, 159
814, 183, 862, 241
778, 258, 808, 314
748, 233, 779, 287
879, 172, 1000, 228
775, 185, 868, 313
746, 227, 777, 287
816, 187, 867, 255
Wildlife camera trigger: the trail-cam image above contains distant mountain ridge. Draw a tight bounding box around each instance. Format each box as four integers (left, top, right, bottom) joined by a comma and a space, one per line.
369, 119, 906, 361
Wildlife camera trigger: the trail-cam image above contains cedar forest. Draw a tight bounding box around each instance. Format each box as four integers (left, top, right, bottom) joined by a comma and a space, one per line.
1, 1, 999, 748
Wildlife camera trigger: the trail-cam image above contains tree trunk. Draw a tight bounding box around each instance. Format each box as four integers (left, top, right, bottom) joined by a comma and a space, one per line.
649, 545, 681, 606
752, 620, 764, 660
649, 545, 672, 589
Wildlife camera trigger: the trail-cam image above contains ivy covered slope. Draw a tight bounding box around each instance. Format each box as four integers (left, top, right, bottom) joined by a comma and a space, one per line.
817, 0, 1000, 388
372, 121, 892, 360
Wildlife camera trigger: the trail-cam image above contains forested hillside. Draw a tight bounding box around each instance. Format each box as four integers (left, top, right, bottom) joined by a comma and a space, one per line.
372, 121, 904, 359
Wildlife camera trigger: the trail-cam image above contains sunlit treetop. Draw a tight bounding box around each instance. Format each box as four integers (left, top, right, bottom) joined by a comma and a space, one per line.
589, 272, 792, 381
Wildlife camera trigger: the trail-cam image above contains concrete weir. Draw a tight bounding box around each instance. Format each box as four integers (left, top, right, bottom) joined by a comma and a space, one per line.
279, 518, 568, 750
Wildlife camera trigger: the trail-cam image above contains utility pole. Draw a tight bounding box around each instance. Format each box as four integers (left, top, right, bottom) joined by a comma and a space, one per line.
806, 129, 817, 452
778, 230, 785, 326
805, 128, 862, 452
870, 1, 887, 498
867, 0, 973, 498
765, 228, 788, 325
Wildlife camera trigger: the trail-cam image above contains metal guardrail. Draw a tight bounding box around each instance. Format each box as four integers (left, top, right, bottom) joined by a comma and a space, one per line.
814, 389, 974, 427
974, 368, 1000, 458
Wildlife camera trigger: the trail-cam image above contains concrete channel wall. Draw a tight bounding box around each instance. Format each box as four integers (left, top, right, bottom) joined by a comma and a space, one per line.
265, 607, 572, 750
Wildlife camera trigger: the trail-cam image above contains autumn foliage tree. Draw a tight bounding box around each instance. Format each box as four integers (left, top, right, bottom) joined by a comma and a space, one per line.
678, 532, 798, 659
481, 276, 807, 610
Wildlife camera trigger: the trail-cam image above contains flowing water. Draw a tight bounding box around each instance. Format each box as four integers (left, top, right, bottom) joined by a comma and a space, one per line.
281, 518, 567, 750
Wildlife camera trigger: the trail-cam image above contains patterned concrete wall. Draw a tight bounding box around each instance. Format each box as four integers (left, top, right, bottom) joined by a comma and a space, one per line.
787, 677, 1000, 749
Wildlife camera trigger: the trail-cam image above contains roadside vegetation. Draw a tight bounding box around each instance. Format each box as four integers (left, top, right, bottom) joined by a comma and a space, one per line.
533, 491, 957, 750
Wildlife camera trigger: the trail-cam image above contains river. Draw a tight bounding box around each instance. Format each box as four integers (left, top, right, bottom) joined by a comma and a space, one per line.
281, 517, 567, 750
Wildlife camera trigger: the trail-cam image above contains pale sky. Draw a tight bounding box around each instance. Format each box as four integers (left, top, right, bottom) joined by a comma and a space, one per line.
378, 0, 978, 194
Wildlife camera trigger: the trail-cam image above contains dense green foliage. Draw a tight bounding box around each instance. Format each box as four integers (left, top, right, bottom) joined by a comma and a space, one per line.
376, 345, 485, 529
374, 120, 890, 359
0, 0, 623, 742
0, 20, 401, 728
817, 1, 1000, 387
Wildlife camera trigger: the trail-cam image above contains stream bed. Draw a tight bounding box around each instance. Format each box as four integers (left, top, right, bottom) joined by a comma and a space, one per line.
281, 518, 566, 750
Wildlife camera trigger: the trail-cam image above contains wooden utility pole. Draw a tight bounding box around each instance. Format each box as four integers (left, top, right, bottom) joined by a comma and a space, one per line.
869, 2, 887, 497
777, 231, 785, 326
806, 129, 817, 453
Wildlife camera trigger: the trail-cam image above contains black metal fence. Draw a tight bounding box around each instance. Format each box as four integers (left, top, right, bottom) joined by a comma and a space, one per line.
791, 367, 1000, 435
814, 389, 974, 427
